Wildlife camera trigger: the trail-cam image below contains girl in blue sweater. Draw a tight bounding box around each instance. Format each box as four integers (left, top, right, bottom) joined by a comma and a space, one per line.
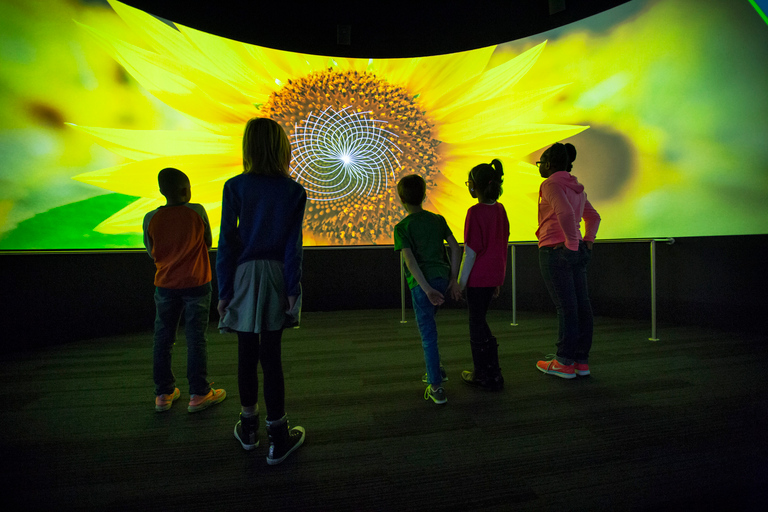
217, 118, 307, 465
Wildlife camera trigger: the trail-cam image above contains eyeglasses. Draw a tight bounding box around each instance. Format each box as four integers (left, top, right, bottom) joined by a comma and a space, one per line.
535, 161, 543, 168
464, 180, 473, 186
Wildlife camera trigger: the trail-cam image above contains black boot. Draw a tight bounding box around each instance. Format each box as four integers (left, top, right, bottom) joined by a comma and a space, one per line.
234, 411, 259, 450
485, 337, 504, 391
461, 339, 490, 387
266, 414, 305, 465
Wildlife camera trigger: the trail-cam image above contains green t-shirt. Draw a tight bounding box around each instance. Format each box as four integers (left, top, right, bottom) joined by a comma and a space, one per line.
393, 210, 453, 289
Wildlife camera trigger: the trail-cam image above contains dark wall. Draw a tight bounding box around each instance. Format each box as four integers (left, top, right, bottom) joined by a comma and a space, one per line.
122, 0, 631, 58
1, 235, 765, 353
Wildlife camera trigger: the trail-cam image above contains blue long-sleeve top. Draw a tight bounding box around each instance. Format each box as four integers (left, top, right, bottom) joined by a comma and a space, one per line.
216, 173, 307, 301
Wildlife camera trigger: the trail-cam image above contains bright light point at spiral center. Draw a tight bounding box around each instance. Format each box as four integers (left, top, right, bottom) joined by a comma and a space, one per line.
340, 154, 352, 165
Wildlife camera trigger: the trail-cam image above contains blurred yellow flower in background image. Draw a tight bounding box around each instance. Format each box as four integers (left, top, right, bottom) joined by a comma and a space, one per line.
69, 0, 587, 246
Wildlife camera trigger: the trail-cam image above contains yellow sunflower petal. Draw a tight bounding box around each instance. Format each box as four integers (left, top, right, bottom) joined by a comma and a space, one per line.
430, 41, 547, 116
436, 84, 568, 129
248, 46, 329, 86
380, 46, 497, 110
68, 125, 240, 160
176, 24, 281, 94
442, 124, 589, 158
424, 174, 475, 235
94, 196, 161, 234
72, 154, 240, 197
110, 1, 284, 101
77, 22, 261, 129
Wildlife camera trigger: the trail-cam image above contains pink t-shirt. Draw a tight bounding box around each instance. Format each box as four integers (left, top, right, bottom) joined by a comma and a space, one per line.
464, 202, 510, 287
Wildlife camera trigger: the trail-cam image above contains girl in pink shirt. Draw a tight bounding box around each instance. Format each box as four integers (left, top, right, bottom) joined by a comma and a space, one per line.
456, 159, 510, 391
535, 143, 601, 379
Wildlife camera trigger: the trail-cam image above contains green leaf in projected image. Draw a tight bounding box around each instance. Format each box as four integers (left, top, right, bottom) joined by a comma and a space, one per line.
0, 194, 143, 250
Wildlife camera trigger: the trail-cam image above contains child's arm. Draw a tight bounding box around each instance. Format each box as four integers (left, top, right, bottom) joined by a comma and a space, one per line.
283, 189, 307, 306
446, 234, 462, 300
200, 206, 213, 249
582, 198, 601, 250
142, 212, 154, 258
457, 245, 477, 291
402, 248, 444, 306
216, 182, 240, 313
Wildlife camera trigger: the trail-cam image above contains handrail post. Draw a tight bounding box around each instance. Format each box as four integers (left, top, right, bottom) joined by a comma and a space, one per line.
510, 244, 518, 326
400, 251, 407, 323
649, 240, 659, 341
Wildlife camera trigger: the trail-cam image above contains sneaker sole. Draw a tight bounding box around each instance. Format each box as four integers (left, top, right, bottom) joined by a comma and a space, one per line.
234, 421, 259, 450
188, 391, 227, 413
155, 390, 180, 412
574, 370, 591, 376
536, 364, 576, 379
266, 427, 305, 465
425, 392, 447, 404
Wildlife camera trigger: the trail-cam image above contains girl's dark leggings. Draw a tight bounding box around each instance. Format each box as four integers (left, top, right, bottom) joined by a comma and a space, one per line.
467, 286, 495, 342
237, 330, 285, 421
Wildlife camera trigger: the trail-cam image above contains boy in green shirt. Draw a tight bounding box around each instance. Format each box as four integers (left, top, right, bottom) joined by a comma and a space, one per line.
394, 175, 461, 404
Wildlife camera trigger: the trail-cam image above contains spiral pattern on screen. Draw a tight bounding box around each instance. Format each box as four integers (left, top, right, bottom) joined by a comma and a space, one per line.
291, 106, 402, 203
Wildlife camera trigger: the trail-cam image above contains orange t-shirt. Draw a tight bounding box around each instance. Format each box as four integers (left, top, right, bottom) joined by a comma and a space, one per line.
142, 203, 212, 289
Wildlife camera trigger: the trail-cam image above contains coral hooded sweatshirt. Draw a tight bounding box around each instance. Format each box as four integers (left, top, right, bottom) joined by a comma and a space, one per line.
536, 171, 601, 251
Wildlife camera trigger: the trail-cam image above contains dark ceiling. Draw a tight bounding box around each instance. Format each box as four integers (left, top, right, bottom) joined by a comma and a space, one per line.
121, 0, 631, 58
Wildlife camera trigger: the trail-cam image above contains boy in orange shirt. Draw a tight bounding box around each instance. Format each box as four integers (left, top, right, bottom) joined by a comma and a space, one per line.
143, 167, 225, 412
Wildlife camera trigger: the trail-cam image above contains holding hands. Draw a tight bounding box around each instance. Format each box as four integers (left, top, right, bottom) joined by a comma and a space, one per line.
448, 280, 462, 301
426, 287, 445, 306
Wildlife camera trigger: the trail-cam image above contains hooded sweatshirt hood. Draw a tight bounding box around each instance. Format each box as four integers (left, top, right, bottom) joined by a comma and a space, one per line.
549, 170, 584, 193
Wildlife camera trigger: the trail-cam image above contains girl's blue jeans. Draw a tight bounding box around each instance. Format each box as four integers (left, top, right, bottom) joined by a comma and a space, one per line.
411, 276, 449, 386
538, 242, 593, 365
153, 282, 212, 396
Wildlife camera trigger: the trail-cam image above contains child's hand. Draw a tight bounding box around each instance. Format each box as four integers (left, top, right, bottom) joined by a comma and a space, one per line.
217, 299, 230, 318
493, 286, 501, 299
448, 281, 462, 301
426, 288, 445, 306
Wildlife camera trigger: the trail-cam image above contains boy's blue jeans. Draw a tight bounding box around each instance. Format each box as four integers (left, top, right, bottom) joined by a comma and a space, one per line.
411, 276, 449, 386
538, 242, 593, 365
153, 283, 212, 396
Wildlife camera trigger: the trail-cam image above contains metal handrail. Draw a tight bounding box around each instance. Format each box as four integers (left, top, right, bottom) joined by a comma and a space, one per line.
399, 238, 675, 340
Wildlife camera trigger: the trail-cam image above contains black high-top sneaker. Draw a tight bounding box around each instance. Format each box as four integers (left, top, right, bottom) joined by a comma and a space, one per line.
234, 412, 259, 450
266, 415, 305, 465
461, 339, 490, 387
486, 337, 504, 391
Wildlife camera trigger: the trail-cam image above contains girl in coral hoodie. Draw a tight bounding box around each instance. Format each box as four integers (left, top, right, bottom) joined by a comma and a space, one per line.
535, 143, 601, 379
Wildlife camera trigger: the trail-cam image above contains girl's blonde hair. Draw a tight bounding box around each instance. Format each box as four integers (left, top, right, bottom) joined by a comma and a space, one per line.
242, 117, 291, 177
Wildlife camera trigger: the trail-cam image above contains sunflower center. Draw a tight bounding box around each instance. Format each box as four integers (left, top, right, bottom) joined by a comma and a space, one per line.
262, 69, 441, 245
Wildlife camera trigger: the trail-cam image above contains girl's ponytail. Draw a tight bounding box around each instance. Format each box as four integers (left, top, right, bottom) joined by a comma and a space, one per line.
485, 159, 504, 200
564, 143, 577, 173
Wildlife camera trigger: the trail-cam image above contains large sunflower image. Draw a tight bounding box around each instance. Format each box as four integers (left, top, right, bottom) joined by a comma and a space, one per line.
71, 0, 587, 246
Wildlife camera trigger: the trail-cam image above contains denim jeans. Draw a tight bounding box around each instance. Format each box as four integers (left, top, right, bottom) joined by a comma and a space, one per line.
153, 282, 212, 396
411, 276, 449, 386
539, 242, 593, 365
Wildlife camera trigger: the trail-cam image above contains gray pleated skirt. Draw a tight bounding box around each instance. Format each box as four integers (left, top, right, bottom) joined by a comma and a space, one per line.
219, 259, 286, 334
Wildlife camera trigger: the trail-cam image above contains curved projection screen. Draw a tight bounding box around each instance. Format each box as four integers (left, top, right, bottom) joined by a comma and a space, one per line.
1, 0, 767, 250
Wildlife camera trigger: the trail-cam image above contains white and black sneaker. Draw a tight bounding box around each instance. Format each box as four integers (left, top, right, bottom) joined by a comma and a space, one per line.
424, 385, 447, 404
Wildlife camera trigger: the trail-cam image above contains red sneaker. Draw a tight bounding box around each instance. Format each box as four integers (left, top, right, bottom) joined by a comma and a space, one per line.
536, 358, 576, 379
574, 362, 590, 376
188, 387, 226, 412
155, 388, 180, 412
